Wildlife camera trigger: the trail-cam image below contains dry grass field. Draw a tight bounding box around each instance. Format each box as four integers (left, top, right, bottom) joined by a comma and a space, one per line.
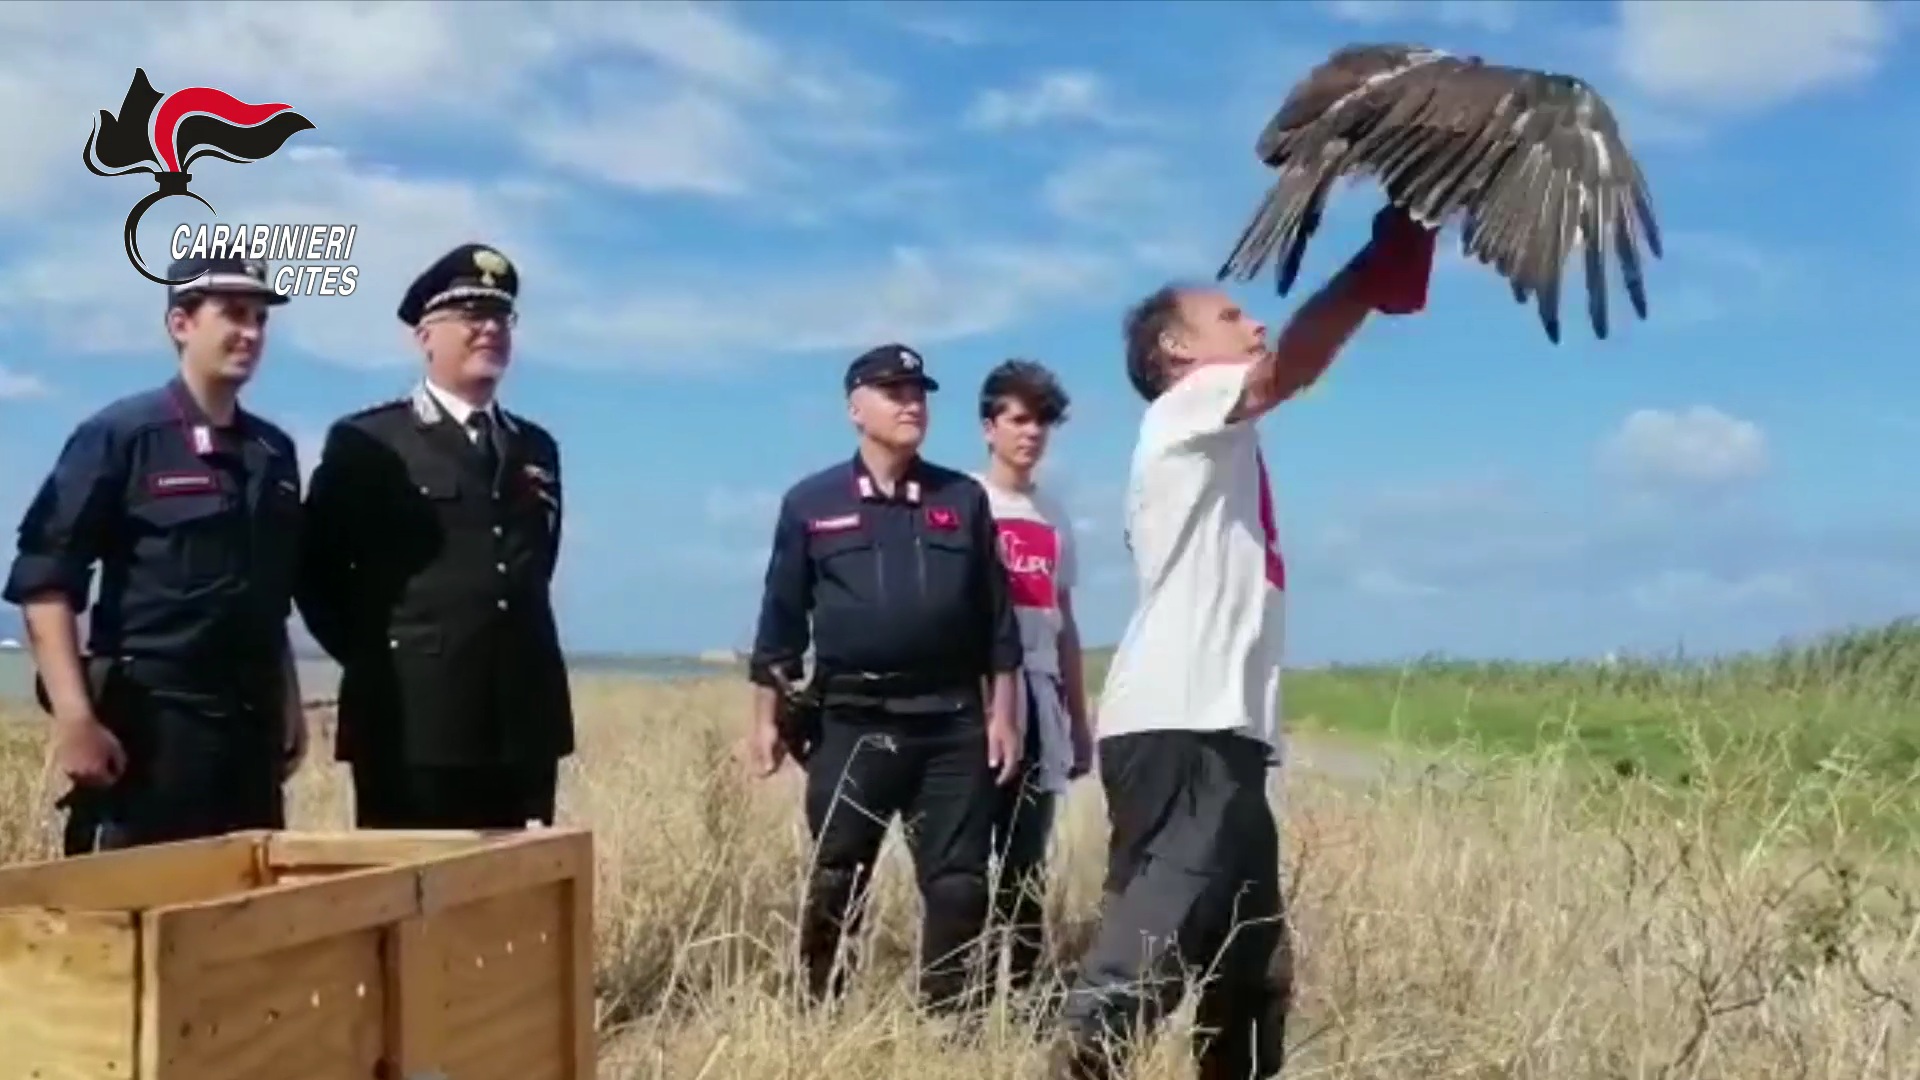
2, 627, 1918, 1078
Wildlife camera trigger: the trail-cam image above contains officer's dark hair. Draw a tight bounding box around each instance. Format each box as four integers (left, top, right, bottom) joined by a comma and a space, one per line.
978, 359, 1070, 427
1122, 283, 1197, 402
164, 293, 211, 355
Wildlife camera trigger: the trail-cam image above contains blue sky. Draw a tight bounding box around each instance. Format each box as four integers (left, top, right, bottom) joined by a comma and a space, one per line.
0, 0, 1916, 663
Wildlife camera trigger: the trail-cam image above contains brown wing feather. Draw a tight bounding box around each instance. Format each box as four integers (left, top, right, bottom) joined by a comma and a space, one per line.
1221, 46, 1663, 344
1219, 45, 1454, 295
1456, 68, 1663, 341
1255, 44, 1447, 164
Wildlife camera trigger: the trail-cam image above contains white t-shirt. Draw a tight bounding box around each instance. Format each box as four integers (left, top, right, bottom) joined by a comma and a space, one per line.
1096, 360, 1288, 756
971, 473, 1077, 675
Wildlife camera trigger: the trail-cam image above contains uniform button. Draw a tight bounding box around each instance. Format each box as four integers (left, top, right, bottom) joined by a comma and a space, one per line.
418, 485, 430, 495
388, 638, 398, 649
496, 562, 507, 573
497, 599, 509, 610
493, 526, 503, 537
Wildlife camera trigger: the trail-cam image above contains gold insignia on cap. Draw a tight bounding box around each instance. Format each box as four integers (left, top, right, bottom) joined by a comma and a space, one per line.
473, 247, 511, 287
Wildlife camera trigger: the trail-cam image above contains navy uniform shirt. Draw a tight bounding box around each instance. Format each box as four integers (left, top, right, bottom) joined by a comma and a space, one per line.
2, 377, 303, 685
749, 453, 1022, 694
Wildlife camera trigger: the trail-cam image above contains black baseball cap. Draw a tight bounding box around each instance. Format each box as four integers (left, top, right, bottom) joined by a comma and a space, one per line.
165, 255, 287, 308
844, 342, 939, 394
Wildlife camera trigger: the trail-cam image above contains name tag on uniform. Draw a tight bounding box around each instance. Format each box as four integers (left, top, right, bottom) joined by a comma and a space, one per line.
925, 507, 959, 531
148, 471, 219, 497
807, 513, 861, 535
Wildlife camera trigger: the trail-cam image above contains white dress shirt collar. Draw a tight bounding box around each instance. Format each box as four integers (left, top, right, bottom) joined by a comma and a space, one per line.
422, 379, 499, 429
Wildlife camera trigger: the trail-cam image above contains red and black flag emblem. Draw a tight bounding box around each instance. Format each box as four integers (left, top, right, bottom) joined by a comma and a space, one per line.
84, 69, 315, 285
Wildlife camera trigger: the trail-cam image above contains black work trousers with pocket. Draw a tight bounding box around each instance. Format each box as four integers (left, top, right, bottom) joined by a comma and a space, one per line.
349, 755, 560, 831
988, 681, 1057, 991
1055, 729, 1293, 1080
72, 676, 287, 853
799, 698, 1000, 1012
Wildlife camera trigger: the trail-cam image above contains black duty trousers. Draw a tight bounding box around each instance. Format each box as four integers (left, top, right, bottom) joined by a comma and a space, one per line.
988, 683, 1056, 990
1055, 729, 1293, 1080
350, 756, 560, 831
73, 685, 286, 853
800, 702, 999, 1011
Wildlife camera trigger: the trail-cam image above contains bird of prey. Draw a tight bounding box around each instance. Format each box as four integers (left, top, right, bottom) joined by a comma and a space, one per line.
1217, 44, 1663, 344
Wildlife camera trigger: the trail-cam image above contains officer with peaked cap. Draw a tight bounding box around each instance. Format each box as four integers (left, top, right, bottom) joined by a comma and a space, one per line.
297, 243, 573, 830
5, 255, 308, 853
747, 341, 1024, 1013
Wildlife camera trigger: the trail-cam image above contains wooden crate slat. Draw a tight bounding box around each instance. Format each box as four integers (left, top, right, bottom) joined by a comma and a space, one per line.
0, 835, 264, 913
0, 827, 595, 1080
0, 910, 140, 1080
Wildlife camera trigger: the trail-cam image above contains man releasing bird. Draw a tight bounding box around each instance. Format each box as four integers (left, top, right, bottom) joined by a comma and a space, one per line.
1218, 43, 1663, 344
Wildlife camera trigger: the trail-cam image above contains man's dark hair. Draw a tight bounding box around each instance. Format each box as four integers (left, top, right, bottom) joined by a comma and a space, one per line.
1122, 283, 1191, 401
165, 293, 210, 355
979, 358, 1070, 426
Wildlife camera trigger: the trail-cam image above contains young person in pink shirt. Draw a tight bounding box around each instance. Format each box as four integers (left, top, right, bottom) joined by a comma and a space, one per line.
970, 359, 1094, 994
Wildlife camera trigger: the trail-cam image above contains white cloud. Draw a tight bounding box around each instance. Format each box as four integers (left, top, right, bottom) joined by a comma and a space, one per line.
1614, 0, 1894, 112
869, 5, 987, 47
0, 143, 559, 368
1039, 148, 1218, 271
1598, 406, 1770, 491
963, 71, 1127, 132
546, 242, 1123, 368
522, 7, 908, 204
0, 1, 1136, 374
0, 1, 580, 217
0, 366, 50, 401
1043, 148, 1174, 227
1629, 569, 1801, 614
1321, 0, 1520, 32
524, 86, 769, 199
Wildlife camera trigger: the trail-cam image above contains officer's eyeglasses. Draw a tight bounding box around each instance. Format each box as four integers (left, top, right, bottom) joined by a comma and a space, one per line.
428, 306, 518, 330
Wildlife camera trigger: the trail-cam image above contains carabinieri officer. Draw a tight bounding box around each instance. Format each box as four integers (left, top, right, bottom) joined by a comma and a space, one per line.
296, 243, 572, 832
4, 255, 308, 853
747, 341, 1024, 1014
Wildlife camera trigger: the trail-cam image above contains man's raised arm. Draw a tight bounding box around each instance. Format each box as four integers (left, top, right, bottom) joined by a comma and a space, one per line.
1230, 207, 1437, 425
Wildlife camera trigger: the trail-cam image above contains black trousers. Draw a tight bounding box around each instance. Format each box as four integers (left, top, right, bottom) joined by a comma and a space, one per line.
74, 686, 285, 853
988, 686, 1057, 990
800, 702, 999, 1011
1056, 730, 1293, 1080
350, 756, 560, 831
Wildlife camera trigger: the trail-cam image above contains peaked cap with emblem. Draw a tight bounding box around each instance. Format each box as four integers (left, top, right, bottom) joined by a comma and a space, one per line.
844, 342, 938, 393
397, 242, 518, 326
166, 255, 288, 308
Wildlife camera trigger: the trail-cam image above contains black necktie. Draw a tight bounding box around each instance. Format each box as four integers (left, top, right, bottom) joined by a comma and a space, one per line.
469, 411, 500, 474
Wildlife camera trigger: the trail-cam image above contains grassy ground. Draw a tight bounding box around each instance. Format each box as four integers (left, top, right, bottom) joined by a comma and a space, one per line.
1, 628, 1917, 1078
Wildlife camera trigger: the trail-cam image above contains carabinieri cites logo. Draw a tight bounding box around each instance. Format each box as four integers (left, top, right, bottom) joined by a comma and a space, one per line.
83, 69, 315, 286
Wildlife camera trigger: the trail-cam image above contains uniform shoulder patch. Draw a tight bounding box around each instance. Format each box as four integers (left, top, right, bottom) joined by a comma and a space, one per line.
347, 398, 408, 421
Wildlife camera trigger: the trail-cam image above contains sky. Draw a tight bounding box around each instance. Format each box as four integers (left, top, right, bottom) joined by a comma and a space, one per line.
0, 0, 1916, 664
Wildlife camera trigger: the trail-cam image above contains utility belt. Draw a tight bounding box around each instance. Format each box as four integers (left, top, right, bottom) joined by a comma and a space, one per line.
38, 654, 282, 712
37, 652, 283, 856
814, 669, 980, 701
771, 667, 982, 768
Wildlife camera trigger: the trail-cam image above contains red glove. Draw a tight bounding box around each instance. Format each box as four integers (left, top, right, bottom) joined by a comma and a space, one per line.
1356, 205, 1438, 315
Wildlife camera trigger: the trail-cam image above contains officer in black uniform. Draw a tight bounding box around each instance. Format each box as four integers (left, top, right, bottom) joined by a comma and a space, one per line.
747, 342, 1025, 1013
295, 243, 572, 832
4, 256, 307, 853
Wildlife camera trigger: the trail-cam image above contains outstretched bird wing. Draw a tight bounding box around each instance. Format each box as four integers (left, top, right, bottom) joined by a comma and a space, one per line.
1220, 45, 1663, 343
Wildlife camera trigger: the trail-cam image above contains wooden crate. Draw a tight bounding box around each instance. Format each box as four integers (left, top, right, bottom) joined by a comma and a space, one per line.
0, 827, 595, 1080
